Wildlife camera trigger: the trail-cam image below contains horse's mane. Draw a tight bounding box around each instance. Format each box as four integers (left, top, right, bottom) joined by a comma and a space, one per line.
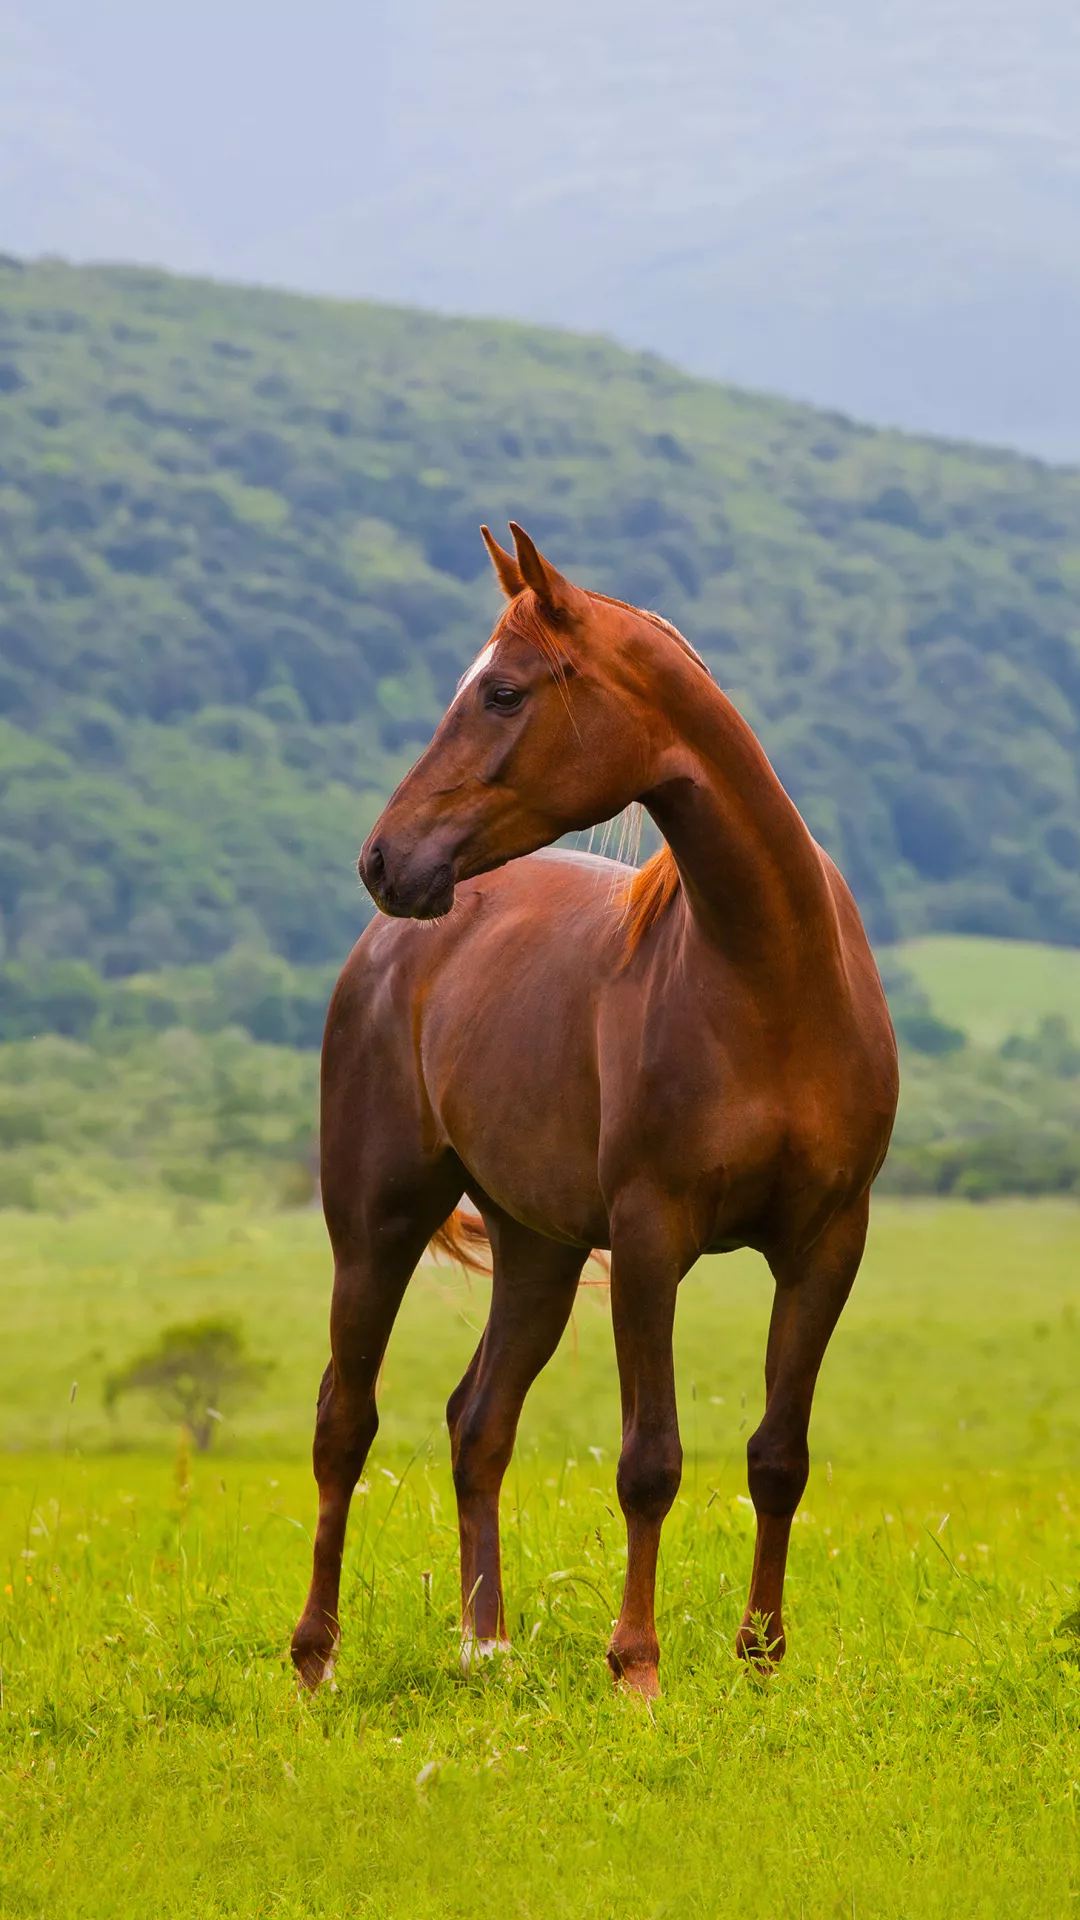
496, 588, 707, 953
620, 845, 681, 948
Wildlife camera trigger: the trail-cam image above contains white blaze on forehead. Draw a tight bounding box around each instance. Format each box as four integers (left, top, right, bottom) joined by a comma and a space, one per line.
453, 640, 497, 703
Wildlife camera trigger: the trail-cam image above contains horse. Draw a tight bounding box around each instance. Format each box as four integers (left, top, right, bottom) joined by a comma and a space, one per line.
290, 522, 899, 1699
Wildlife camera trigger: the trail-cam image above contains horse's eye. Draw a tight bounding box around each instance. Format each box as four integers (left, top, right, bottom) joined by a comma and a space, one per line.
487, 685, 525, 713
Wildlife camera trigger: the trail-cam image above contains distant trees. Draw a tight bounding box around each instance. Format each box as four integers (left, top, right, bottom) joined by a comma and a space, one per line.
0, 1025, 318, 1212
1, 258, 1080, 988
0, 947, 336, 1046
1000, 1014, 1080, 1078
877, 961, 966, 1056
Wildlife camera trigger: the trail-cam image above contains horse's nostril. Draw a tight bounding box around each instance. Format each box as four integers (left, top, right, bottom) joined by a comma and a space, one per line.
368, 843, 386, 880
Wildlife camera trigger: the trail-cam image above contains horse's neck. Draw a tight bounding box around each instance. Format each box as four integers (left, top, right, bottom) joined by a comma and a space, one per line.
642, 677, 838, 976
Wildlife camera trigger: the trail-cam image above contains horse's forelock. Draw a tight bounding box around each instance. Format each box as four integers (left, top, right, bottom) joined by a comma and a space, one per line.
495, 589, 569, 671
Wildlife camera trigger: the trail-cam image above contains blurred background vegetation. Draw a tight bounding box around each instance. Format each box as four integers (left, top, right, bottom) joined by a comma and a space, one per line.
2, 258, 1080, 1208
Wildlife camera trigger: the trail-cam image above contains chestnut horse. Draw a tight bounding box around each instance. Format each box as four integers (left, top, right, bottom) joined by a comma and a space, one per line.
291, 523, 898, 1698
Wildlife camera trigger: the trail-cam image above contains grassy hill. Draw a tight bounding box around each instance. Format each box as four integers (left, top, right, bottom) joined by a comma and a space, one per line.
3, 256, 1080, 1027
895, 935, 1080, 1047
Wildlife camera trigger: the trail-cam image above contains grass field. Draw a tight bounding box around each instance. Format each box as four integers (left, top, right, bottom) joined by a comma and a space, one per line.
4, 1200, 1080, 1916
894, 934, 1080, 1046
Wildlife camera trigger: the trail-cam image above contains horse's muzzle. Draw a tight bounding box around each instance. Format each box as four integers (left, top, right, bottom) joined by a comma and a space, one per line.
358, 836, 455, 920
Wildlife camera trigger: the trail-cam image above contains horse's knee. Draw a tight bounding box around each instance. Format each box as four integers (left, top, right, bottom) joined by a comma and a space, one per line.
312, 1387, 378, 1487
449, 1399, 513, 1505
315, 1359, 334, 1414
746, 1428, 808, 1518
445, 1375, 473, 1445
616, 1431, 682, 1523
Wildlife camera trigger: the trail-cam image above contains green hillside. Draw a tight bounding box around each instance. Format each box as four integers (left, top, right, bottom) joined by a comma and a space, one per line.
895, 935, 1080, 1047
3, 256, 1080, 1009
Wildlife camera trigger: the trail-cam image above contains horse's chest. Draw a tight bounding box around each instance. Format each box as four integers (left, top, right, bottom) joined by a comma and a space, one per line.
599, 1019, 782, 1181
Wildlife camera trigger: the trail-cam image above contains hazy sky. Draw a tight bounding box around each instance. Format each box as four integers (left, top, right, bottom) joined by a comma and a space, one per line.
4, 2, 1080, 453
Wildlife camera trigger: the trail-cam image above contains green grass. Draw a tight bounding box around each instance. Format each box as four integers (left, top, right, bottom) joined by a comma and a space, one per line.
4, 1200, 1080, 1915
895, 934, 1080, 1046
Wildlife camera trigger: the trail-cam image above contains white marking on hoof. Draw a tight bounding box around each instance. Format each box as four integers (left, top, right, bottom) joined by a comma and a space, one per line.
459, 1634, 505, 1674
320, 1651, 338, 1692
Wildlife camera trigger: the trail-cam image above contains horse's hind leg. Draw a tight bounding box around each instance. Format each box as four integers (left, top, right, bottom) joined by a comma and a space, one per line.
290, 1161, 462, 1692
737, 1197, 870, 1666
605, 1201, 685, 1699
446, 1209, 586, 1664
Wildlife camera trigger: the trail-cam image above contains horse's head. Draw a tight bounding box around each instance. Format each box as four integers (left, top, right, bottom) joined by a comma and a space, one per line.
359, 524, 702, 919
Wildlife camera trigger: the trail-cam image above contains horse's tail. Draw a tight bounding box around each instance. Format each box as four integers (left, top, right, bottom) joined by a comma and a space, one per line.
429, 1208, 611, 1285
429, 1207, 492, 1274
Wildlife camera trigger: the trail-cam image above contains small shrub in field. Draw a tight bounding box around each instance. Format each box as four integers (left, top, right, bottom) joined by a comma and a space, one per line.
104, 1317, 272, 1450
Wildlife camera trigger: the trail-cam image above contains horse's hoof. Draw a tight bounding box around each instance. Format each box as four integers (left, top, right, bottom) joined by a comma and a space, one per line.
735, 1617, 784, 1671
459, 1633, 510, 1676
291, 1623, 340, 1693
607, 1652, 661, 1700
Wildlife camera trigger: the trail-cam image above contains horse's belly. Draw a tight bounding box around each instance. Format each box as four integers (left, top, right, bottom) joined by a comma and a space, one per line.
447, 1091, 609, 1249
466, 1162, 608, 1249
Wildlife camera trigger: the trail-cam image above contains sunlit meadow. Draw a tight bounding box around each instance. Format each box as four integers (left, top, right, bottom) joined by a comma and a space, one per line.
4, 1200, 1080, 1917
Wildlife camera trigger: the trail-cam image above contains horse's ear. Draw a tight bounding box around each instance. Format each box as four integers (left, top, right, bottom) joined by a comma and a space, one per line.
479, 524, 525, 599
509, 522, 581, 618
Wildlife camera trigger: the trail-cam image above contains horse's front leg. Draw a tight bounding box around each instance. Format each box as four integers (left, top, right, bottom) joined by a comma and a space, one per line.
737, 1196, 870, 1667
291, 1169, 462, 1691
447, 1211, 585, 1667
606, 1202, 685, 1698
291, 1247, 410, 1691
